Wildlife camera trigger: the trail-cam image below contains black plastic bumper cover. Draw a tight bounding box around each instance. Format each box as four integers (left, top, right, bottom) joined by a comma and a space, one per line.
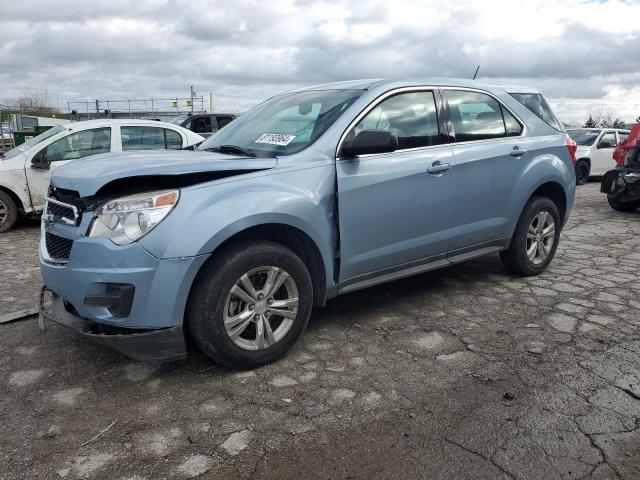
39, 288, 187, 363
601, 168, 640, 201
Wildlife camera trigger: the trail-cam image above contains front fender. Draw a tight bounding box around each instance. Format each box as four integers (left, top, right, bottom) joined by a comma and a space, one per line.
139, 165, 336, 286
0, 172, 32, 213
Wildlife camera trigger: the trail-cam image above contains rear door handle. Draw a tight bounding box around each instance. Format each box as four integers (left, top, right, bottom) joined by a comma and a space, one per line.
427, 161, 451, 174
510, 146, 528, 157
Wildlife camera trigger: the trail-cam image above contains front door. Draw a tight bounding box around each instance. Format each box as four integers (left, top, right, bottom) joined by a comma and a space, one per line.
336, 90, 455, 281
590, 130, 617, 175
25, 127, 112, 210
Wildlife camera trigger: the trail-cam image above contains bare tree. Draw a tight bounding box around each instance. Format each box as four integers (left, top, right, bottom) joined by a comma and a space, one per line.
588, 107, 620, 128
16, 89, 56, 113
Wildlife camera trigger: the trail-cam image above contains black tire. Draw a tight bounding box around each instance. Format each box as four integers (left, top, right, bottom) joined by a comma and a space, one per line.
607, 194, 640, 212
0, 190, 18, 233
187, 240, 313, 369
575, 160, 590, 185
500, 196, 561, 276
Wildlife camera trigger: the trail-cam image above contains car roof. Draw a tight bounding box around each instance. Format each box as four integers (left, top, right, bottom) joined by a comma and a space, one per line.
62, 119, 188, 131
567, 128, 630, 132
294, 77, 542, 94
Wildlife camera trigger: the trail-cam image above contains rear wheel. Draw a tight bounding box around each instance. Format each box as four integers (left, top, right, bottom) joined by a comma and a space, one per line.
187, 240, 313, 369
0, 190, 18, 233
575, 160, 590, 185
607, 195, 640, 212
500, 196, 561, 276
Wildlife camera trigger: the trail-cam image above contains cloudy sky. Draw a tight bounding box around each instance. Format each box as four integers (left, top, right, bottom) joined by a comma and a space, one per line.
1, 0, 640, 123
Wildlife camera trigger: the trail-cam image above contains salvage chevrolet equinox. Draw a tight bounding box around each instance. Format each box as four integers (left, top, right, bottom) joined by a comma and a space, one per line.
39, 78, 576, 368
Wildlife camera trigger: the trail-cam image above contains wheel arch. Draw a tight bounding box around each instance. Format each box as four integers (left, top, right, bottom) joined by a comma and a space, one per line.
0, 184, 26, 214
576, 157, 591, 166
190, 221, 329, 308
528, 181, 568, 224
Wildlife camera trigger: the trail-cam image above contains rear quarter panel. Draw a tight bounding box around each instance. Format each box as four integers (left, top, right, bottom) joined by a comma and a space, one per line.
501, 134, 575, 238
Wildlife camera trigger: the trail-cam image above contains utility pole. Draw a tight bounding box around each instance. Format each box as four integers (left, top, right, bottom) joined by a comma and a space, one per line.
190, 85, 195, 113
95, 99, 100, 118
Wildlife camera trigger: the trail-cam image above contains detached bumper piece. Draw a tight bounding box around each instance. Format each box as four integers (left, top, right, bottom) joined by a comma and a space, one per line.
39, 287, 186, 363
601, 168, 640, 202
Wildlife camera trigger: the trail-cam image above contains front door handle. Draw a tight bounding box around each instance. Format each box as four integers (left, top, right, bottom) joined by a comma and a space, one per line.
427, 161, 451, 174
510, 146, 528, 157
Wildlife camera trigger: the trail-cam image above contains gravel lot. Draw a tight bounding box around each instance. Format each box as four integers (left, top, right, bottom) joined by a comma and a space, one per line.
1, 183, 639, 480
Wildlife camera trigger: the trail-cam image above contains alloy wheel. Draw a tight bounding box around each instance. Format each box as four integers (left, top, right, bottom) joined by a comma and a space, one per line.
223, 266, 299, 351
526, 210, 556, 265
0, 199, 7, 226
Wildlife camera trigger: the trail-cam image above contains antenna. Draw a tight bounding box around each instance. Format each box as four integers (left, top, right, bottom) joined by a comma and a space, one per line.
473, 65, 480, 80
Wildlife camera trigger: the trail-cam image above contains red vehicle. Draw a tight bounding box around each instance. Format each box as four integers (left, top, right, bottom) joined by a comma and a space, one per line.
602, 123, 640, 211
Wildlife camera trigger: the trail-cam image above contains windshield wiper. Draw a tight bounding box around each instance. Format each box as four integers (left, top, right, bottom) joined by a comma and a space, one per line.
203, 145, 257, 157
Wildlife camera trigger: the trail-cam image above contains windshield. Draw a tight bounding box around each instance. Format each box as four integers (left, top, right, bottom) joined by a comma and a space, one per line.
169, 115, 190, 125
567, 129, 601, 146
198, 89, 364, 157
3, 125, 66, 159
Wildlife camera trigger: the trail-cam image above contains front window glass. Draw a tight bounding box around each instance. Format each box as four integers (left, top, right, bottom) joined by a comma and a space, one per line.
199, 89, 364, 157
3, 125, 66, 159
191, 116, 212, 134
346, 91, 441, 150
44, 128, 111, 162
170, 115, 189, 125
567, 129, 600, 146
446, 90, 506, 141
510, 93, 564, 132
599, 132, 617, 148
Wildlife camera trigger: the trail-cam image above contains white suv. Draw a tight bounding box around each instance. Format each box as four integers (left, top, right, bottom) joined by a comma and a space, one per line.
567, 128, 630, 184
0, 119, 203, 232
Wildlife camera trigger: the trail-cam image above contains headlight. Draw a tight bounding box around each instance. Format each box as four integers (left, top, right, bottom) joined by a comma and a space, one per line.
89, 190, 179, 245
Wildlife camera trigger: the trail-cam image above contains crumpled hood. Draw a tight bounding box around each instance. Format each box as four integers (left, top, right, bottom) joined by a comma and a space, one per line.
51, 150, 277, 197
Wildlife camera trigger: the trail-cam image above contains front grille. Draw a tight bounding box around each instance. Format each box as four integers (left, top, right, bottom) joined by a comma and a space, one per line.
45, 233, 74, 260
47, 201, 76, 220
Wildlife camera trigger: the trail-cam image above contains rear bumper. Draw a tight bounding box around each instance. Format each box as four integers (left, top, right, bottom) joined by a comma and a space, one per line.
39, 288, 186, 363
601, 168, 640, 201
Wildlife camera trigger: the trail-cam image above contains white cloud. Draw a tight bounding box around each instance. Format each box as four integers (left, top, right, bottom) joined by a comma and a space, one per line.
0, 0, 639, 122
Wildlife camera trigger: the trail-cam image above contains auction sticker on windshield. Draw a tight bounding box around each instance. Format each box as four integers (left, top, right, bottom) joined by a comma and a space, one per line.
255, 133, 296, 146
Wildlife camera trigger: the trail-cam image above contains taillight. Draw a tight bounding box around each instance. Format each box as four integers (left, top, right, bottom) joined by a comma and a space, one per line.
566, 137, 577, 165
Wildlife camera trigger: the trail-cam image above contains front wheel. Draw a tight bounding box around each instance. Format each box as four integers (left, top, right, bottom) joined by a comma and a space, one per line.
500, 196, 561, 276
187, 240, 313, 369
607, 195, 640, 212
0, 190, 18, 233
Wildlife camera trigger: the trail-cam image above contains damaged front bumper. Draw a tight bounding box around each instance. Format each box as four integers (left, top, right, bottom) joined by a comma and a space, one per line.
601, 168, 640, 202
38, 287, 187, 363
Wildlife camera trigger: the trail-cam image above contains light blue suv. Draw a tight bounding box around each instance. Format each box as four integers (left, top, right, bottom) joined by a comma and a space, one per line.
39, 78, 576, 368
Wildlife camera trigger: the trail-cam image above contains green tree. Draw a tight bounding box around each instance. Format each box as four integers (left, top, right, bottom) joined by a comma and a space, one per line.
584, 115, 597, 128
612, 118, 626, 129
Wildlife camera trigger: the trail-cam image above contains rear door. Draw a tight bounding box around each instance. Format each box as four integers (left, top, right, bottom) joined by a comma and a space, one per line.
336, 89, 456, 281
591, 131, 617, 175
443, 89, 529, 252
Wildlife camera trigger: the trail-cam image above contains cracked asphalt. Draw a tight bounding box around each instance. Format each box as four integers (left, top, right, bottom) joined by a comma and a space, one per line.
1, 182, 639, 480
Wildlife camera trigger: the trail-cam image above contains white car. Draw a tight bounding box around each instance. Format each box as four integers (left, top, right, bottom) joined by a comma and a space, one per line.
0, 119, 203, 232
567, 128, 630, 184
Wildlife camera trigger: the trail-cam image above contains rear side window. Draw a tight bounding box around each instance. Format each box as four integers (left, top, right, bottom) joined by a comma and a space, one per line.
121, 126, 183, 150
165, 129, 183, 149
349, 91, 441, 150
619, 132, 629, 143
510, 93, 564, 132
503, 108, 523, 137
445, 90, 508, 141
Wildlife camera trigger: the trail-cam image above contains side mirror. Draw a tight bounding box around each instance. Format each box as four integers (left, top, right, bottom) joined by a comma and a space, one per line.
598, 140, 612, 149
31, 150, 51, 170
341, 130, 399, 158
